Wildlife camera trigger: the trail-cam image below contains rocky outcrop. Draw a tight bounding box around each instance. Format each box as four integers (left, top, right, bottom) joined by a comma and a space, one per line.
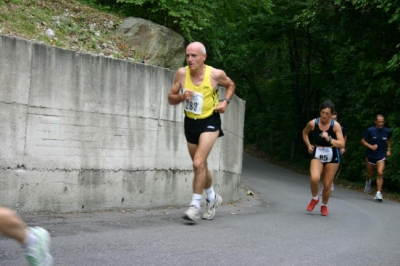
116, 17, 185, 70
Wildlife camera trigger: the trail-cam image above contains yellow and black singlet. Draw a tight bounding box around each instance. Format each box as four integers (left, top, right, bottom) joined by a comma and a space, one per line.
183, 65, 219, 119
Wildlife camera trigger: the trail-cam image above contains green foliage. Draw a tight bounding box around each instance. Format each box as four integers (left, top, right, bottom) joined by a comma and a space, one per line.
111, 0, 217, 41
210, 0, 400, 191
293, 0, 400, 189
83, 0, 273, 58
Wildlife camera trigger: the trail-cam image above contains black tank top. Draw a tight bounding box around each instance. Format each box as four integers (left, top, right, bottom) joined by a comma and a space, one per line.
313, 118, 336, 146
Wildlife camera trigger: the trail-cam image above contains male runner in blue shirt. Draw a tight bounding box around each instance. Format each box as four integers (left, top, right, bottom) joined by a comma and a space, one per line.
361, 115, 392, 202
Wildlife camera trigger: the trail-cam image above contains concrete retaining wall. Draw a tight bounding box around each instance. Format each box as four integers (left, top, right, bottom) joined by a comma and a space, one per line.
0, 35, 245, 213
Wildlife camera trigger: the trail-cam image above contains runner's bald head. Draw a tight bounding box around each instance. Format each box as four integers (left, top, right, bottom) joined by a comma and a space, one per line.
187, 42, 207, 55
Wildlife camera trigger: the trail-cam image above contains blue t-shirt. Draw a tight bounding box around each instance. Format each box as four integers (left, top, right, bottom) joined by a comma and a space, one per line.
362, 126, 392, 159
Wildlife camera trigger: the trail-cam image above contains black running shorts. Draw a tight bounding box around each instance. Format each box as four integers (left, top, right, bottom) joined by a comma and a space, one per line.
184, 112, 224, 144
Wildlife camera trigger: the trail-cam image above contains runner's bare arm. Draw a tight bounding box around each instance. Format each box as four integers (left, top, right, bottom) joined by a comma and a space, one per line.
216, 69, 235, 100
331, 122, 345, 149
213, 69, 235, 113
302, 120, 315, 153
168, 68, 187, 105
386, 138, 392, 156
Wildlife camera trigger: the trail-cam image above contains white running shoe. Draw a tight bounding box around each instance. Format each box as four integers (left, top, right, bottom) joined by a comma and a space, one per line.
183, 206, 200, 221
203, 194, 222, 220
374, 192, 383, 202
25, 227, 53, 266
364, 180, 372, 193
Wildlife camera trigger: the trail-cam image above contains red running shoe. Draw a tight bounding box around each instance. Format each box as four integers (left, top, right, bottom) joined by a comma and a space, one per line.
307, 198, 319, 212
321, 205, 329, 216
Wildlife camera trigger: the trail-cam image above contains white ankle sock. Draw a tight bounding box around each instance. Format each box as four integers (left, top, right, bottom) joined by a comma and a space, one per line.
205, 187, 216, 202
23, 229, 38, 251
190, 194, 202, 209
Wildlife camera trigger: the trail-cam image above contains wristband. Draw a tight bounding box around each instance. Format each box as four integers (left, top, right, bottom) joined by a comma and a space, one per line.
224, 98, 230, 104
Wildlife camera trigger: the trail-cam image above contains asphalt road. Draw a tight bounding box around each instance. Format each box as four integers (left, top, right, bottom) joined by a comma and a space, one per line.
1, 153, 400, 266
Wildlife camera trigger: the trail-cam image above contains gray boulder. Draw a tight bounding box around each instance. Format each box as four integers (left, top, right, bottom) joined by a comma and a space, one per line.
116, 17, 185, 70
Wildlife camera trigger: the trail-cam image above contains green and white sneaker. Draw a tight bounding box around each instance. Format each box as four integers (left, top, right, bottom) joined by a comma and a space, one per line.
25, 227, 53, 266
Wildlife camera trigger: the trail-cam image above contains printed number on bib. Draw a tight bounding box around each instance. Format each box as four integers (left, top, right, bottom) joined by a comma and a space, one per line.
184, 91, 203, 115
315, 147, 333, 163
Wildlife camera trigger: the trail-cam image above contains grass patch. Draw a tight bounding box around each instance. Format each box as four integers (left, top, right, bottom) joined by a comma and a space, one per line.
0, 0, 143, 61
